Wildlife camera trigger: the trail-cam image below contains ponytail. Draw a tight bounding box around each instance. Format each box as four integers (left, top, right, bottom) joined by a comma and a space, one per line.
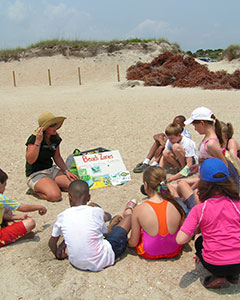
211, 114, 224, 146
220, 121, 234, 139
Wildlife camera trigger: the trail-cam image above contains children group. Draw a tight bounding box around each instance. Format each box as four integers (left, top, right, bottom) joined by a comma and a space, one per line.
1, 107, 240, 289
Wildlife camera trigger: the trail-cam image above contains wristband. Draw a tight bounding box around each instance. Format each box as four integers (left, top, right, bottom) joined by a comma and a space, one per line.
63, 169, 69, 175
34, 143, 40, 147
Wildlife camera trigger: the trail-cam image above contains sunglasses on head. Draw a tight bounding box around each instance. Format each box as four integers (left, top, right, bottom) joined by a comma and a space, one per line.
50, 123, 57, 128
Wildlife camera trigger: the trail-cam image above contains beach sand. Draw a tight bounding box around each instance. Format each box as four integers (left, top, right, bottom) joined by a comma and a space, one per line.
0, 53, 240, 300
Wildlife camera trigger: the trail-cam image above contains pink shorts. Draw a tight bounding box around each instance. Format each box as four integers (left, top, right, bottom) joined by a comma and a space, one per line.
0, 221, 27, 247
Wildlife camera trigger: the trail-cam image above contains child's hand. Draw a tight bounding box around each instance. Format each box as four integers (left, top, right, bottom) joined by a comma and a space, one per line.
19, 213, 31, 220
56, 241, 68, 260
38, 206, 47, 215
193, 255, 200, 264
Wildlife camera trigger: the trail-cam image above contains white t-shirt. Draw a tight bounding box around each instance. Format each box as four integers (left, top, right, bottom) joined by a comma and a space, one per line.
165, 135, 198, 163
182, 128, 192, 140
52, 205, 115, 272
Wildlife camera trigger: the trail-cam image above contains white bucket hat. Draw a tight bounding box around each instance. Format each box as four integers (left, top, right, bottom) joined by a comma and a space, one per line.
184, 107, 214, 125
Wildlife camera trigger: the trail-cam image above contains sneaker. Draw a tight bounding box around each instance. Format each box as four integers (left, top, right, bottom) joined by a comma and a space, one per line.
226, 274, 239, 284
133, 162, 149, 173
203, 275, 228, 289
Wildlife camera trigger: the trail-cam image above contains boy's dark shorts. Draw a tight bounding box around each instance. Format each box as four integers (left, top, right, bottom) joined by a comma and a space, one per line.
105, 226, 128, 259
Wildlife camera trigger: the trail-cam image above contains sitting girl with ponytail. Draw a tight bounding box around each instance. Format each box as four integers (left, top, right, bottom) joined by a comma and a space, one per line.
221, 121, 240, 164
128, 166, 185, 259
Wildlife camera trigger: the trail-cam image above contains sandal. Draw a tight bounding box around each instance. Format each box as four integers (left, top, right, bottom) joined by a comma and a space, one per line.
123, 199, 137, 217
203, 275, 228, 289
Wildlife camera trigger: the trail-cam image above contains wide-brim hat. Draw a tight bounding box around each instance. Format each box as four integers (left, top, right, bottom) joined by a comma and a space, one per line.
200, 158, 229, 182
184, 107, 213, 125
33, 112, 66, 135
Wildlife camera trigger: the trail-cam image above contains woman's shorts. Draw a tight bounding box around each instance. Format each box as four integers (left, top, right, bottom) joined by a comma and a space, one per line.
27, 166, 60, 190
0, 221, 27, 247
105, 226, 128, 259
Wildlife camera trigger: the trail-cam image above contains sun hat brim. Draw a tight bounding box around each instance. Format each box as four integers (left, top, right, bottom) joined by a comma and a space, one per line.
33, 116, 66, 135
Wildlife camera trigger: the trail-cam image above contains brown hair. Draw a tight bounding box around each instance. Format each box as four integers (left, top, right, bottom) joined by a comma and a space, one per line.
198, 176, 239, 202
194, 114, 224, 146
44, 132, 61, 150
0, 168, 8, 184
220, 121, 234, 139
165, 123, 182, 136
143, 166, 185, 219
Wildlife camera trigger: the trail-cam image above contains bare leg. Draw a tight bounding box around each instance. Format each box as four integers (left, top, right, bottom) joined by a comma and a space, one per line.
146, 141, 160, 160
22, 217, 36, 232
34, 177, 62, 202
172, 144, 186, 168
177, 180, 199, 204
162, 150, 181, 168
117, 214, 132, 233
54, 171, 71, 192
154, 145, 165, 163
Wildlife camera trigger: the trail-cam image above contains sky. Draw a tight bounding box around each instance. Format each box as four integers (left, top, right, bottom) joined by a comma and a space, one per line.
0, 0, 239, 51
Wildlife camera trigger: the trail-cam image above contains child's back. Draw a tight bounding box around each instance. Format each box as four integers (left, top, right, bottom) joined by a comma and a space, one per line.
52, 205, 115, 271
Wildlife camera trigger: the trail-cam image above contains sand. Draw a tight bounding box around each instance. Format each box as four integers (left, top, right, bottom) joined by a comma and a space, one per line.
0, 52, 240, 300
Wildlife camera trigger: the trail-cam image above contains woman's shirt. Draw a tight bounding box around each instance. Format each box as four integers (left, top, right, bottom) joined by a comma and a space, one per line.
180, 195, 240, 265
25, 134, 62, 177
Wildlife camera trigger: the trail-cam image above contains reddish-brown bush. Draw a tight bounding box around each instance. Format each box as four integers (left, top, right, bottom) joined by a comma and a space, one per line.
126, 52, 240, 90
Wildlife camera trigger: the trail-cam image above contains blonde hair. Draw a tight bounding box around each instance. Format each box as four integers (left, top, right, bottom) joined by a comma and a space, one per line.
165, 123, 182, 136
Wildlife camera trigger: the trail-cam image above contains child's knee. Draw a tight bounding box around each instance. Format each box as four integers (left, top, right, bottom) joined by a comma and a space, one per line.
172, 143, 184, 153
163, 149, 171, 157
23, 218, 36, 232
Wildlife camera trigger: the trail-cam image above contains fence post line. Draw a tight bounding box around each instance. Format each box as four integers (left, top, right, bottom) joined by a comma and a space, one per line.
48, 69, 52, 86
78, 67, 82, 85
12, 71, 16, 87
117, 64, 120, 82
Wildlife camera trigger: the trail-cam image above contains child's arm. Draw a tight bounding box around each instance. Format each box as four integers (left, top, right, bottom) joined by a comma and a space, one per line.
3, 208, 30, 221
128, 207, 141, 248
176, 230, 192, 244
167, 157, 194, 182
17, 203, 47, 215
48, 236, 68, 260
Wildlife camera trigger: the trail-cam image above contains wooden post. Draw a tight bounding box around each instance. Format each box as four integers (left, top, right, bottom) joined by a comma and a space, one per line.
48, 69, 52, 86
12, 71, 16, 87
117, 64, 120, 82
78, 67, 82, 85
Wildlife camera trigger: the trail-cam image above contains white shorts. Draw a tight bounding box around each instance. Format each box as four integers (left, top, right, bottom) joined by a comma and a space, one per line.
27, 166, 60, 190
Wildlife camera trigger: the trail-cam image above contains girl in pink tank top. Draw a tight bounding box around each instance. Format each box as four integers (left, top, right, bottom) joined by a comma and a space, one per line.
128, 166, 185, 259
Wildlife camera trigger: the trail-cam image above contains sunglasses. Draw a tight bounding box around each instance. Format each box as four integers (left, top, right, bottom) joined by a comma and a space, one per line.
49, 123, 57, 128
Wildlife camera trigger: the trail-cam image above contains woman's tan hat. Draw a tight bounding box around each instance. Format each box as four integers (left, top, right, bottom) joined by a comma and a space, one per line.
33, 112, 66, 134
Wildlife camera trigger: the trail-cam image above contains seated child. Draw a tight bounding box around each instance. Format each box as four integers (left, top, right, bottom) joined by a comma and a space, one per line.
160, 123, 198, 182
127, 166, 185, 259
0, 168, 47, 247
48, 179, 131, 272
133, 115, 192, 173
176, 158, 240, 289
221, 121, 240, 164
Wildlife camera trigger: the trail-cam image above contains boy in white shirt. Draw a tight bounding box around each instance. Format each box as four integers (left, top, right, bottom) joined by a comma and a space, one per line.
49, 180, 131, 272
160, 123, 198, 182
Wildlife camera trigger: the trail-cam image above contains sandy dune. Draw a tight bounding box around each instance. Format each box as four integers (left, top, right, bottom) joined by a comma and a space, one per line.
0, 53, 240, 300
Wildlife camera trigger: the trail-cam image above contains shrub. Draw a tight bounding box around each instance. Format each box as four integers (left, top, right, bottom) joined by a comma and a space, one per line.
222, 45, 240, 61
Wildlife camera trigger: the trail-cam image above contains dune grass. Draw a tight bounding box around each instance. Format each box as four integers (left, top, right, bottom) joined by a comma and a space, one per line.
222, 45, 240, 61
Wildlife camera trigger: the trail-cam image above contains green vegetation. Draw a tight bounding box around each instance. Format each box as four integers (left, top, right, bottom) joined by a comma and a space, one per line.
0, 38, 181, 62
222, 44, 240, 61
186, 48, 224, 61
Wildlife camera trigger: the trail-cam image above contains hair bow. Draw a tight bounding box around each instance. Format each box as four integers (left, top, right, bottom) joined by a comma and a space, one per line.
157, 180, 168, 193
